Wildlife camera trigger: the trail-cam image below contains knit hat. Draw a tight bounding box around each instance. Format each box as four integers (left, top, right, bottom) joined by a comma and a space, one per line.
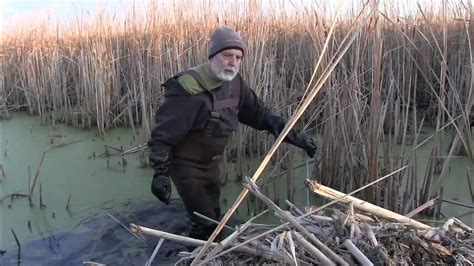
208, 27, 245, 59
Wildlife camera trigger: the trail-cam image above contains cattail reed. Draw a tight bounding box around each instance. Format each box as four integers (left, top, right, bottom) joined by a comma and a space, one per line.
1, 0, 473, 211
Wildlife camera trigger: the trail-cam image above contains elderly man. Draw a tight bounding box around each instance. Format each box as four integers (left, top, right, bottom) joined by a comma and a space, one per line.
148, 26, 316, 240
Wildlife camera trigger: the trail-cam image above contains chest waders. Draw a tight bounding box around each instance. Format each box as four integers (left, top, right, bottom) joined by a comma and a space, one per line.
170, 70, 240, 240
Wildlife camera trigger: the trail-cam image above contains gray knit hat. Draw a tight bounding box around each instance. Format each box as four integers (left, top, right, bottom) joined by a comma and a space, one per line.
208, 27, 245, 59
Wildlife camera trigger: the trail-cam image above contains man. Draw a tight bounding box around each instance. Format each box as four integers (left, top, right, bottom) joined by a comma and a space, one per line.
148, 26, 316, 240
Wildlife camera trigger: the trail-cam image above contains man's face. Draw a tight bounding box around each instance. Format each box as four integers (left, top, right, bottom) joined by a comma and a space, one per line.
209, 49, 242, 81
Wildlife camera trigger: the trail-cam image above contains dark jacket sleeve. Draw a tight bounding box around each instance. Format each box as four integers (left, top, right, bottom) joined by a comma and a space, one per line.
148, 78, 204, 149
237, 77, 275, 130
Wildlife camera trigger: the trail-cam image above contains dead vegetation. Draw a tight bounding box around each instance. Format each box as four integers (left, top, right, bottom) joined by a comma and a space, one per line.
131, 176, 473, 265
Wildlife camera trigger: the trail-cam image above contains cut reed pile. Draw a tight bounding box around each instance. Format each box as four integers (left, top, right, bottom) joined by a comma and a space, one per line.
1, 0, 473, 211
131, 177, 474, 265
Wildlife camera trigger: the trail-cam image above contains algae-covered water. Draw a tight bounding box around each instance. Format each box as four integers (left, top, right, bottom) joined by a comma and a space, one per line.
0, 113, 314, 264
0, 113, 473, 264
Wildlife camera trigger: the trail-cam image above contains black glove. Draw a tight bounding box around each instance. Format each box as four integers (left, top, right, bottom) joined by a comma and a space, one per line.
264, 114, 317, 158
151, 173, 171, 204
148, 143, 173, 204
287, 132, 316, 158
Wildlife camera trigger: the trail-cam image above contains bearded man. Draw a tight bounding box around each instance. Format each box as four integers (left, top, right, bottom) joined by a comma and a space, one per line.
148, 26, 316, 240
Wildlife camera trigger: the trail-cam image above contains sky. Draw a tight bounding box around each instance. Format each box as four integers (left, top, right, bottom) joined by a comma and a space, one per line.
1, 0, 135, 33
0, 0, 465, 34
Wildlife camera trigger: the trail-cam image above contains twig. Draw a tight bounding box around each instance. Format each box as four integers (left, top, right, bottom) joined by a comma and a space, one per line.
104, 144, 122, 152
49, 138, 85, 149
362, 224, 379, 247
106, 211, 146, 243
292, 231, 335, 265
0, 164, 5, 178
65, 193, 71, 211
39, 181, 45, 208
442, 199, 474, 209
285, 199, 305, 216
467, 170, 473, 202
287, 230, 298, 265
405, 197, 439, 218
0, 190, 23, 203
11, 228, 21, 248
145, 238, 164, 266
83, 261, 106, 266
201, 210, 269, 264
130, 224, 289, 263
29, 151, 46, 200
193, 211, 234, 232
243, 176, 348, 265
122, 142, 147, 155
342, 239, 373, 266
452, 218, 473, 233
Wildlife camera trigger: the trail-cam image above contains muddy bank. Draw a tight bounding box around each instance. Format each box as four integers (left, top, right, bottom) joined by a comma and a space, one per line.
1, 199, 190, 265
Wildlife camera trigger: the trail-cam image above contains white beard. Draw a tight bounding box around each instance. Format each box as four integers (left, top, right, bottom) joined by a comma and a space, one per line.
210, 60, 238, 81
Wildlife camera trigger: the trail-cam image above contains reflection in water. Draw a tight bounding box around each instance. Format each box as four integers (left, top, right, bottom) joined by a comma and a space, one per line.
1, 200, 190, 265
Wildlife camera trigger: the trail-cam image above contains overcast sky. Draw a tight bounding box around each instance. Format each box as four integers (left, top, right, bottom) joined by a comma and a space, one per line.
1, 0, 462, 33
2, 0, 134, 31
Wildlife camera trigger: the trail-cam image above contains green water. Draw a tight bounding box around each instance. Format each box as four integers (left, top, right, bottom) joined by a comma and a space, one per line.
0, 113, 473, 252
0, 113, 312, 251
0, 113, 157, 251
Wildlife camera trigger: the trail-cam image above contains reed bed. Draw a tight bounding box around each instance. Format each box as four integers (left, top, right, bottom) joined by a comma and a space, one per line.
1, 0, 473, 212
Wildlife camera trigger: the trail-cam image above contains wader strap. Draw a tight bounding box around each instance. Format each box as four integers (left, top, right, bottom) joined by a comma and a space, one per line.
186, 69, 216, 110
214, 77, 241, 110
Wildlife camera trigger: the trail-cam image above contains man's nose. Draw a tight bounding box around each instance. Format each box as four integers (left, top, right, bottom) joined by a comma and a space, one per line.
228, 56, 239, 67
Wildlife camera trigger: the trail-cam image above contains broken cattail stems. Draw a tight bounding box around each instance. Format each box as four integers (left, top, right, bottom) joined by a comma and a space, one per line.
130, 224, 216, 246
122, 143, 147, 155
405, 197, 439, 218
307, 180, 431, 230
130, 224, 290, 264
285, 199, 305, 216
451, 218, 473, 233
29, 151, 46, 203
354, 213, 376, 223
291, 231, 335, 266
202, 210, 270, 264
243, 176, 349, 266
342, 239, 373, 266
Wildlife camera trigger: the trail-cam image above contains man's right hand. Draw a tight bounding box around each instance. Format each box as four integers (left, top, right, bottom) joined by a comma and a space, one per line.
148, 143, 173, 204
151, 173, 171, 204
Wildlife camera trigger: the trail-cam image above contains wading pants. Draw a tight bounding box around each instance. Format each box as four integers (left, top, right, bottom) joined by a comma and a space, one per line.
170, 161, 221, 240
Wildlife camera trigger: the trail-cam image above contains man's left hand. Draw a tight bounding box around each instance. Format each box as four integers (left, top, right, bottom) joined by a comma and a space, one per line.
288, 132, 317, 158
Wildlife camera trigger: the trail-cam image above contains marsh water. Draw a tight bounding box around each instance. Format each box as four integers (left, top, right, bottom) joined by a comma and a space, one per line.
0, 113, 473, 264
